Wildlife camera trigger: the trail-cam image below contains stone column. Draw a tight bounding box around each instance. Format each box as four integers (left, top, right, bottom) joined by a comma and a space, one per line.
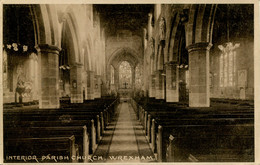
114, 67, 119, 92
82, 71, 88, 101
187, 42, 212, 107
87, 71, 95, 100
94, 75, 101, 98
132, 66, 136, 97
155, 70, 165, 99
149, 74, 156, 97
28, 53, 38, 102
70, 63, 83, 103
165, 62, 179, 102
36, 44, 60, 109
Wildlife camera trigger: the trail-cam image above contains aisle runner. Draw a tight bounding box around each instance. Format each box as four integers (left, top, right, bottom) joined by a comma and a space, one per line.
93, 102, 155, 163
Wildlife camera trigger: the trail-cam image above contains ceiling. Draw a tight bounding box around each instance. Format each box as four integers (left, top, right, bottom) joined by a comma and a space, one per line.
94, 4, 153, 37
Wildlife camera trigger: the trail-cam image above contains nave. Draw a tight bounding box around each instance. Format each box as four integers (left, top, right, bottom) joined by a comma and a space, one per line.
2, 3, 255, 163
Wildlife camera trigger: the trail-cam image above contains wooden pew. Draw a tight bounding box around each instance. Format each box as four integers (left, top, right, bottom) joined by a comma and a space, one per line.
4, 97, 119, 163
4, 126, 89, 163
164, 124, 254, 162
153, 117, 254, 162
4, 108, 112, 141
4, 136, 78, 163
4, 98, 118, 156
4, 117, 97, 155
132, 98, 254, 162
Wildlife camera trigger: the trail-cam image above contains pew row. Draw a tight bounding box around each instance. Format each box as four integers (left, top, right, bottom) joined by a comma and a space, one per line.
131, 98, 254, 162
5, 136, 78, 163
4, 97, 119, 163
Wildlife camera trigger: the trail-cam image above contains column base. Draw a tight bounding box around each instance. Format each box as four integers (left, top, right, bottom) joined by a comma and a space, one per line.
87, 71, 95, 100
166, 89, 179, 102
70, 64, 83, 103
71, 94, 84, 103
155, 70, 165, 100
189, 93, 210, 107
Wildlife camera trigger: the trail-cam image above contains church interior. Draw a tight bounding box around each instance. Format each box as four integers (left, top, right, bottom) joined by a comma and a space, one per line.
2, 4, 255, 163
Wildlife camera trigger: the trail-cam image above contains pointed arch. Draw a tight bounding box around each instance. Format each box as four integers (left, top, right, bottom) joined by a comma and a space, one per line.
167, 12, 179, 62
61, 12, 81, 64
30, 4, 60, 46
82, 35, 93, 72
108, 47, 141, 68
186, 4, 217, 46
60, 7, 82, 64
168, 16, 187, 63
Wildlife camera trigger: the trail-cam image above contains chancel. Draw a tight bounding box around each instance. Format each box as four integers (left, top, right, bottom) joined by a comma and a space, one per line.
2, 3, 255, 163
123, 82, 128, 89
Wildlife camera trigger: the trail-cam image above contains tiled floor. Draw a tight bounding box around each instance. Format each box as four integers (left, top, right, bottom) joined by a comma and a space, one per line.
93, 102, 155, 163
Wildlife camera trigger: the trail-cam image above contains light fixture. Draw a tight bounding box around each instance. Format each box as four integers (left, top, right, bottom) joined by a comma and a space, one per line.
23, 45, 28, 52
161, 73, 166, 76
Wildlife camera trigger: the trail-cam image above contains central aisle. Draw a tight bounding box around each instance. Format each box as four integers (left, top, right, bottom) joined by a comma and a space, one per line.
107, 102, 140, 162
93, 102, 155, 163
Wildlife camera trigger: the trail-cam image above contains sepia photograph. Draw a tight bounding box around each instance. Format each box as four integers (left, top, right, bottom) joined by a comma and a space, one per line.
0, 0, 259, 164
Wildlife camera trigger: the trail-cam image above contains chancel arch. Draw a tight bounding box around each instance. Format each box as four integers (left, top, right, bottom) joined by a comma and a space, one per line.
107, 47, 141, 96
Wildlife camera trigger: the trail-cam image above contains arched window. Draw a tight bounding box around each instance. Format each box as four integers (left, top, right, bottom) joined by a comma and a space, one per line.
219, 42, 239, 87
119, 61, 132, 89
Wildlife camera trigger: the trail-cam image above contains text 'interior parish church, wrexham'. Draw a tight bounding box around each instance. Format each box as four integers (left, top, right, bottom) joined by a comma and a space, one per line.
2, 4, 254, 163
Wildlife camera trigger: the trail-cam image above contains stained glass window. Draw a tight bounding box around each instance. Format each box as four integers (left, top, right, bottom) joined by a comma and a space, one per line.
119, 61, 132, 89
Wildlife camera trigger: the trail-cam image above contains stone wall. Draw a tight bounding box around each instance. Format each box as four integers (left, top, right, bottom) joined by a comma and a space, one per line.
106, 30, 143, 61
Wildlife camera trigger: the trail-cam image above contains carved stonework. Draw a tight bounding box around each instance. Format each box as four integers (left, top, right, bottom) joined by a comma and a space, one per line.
180, 9, 189, 23
159, 17, 166, 41
16, 64, 33, 99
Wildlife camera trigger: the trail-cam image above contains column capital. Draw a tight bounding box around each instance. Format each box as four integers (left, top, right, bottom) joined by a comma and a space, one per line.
165, 61, 178, 66
186, 42, 212, 53
155, 70, 164, 74
35, 44, 61, 55
87, 70, 95, 74
73, 63, 83, 67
